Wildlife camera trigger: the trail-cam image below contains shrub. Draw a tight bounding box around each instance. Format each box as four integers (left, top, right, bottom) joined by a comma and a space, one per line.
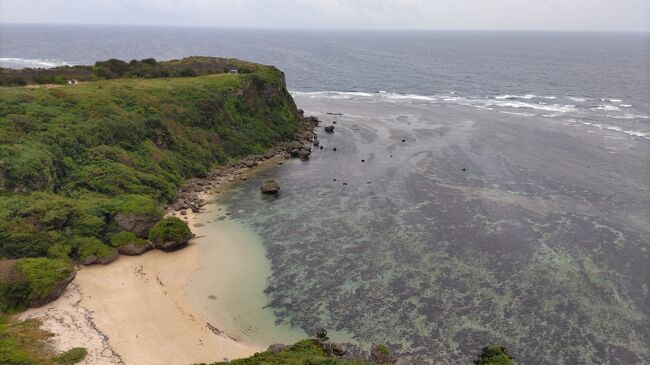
55, 347, 88, 364
374, 344, 390, 355
72, 237, 114, 262
110, 231, 149, 248
148, 217, 191, 244
474, 345, 515, 365
0, 258, 74, 311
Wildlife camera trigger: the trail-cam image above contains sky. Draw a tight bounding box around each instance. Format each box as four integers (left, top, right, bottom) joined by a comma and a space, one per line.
1, 0, 648, 32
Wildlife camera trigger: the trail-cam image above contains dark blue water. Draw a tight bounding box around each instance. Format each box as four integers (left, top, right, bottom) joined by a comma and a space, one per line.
2, 24, 650, 364
1, 24, 649, 108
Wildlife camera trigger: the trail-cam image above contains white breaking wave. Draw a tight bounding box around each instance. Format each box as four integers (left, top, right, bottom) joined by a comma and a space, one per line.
571, 120, 650, 139
594, 105, 621, 111
608, 113, 650, 120
0, 57, 71, 68
485, 100, 577, 113
567, 96, 588, 102
494, 94, 537, 100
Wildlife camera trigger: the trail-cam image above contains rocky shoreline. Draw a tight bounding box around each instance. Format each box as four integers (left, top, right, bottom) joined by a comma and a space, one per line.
165, 110, 321, 216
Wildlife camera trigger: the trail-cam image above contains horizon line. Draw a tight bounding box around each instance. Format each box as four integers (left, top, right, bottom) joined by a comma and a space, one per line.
1, 21, 648, 34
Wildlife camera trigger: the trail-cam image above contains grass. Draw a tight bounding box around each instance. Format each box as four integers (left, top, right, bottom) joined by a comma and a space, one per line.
201, 339, 379, 365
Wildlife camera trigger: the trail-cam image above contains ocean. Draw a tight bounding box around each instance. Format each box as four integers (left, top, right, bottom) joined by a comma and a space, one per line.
1, 24, 649, 364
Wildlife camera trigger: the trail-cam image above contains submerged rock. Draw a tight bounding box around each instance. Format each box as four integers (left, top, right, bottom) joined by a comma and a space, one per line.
324, 126, 335, 133
261, 179, 280, 194
371, 344, 392, 364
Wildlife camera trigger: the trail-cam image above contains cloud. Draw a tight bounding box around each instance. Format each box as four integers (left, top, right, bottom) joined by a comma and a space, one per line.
1, 0, 648, 31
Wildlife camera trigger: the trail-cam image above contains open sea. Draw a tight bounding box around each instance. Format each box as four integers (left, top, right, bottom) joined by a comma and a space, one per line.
1, 24, 649, 364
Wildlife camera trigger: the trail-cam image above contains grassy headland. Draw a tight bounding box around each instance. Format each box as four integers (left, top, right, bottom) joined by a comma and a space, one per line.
0, 57, 302, 311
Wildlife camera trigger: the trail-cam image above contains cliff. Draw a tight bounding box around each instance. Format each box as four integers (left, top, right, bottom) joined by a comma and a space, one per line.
0, 57, 302, 310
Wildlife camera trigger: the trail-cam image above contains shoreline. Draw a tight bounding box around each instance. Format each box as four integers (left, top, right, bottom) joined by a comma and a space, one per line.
19, 118, 320, 365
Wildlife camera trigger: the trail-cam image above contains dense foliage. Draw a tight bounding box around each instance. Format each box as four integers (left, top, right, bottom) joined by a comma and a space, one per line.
202, 339, 379, 365
0, 315, 87, 365
53, 348, 87, 364
148, 217, 192, 244
0, 58, 301, 264
474, 345, 515, 365
0, 56, 263, 86
0, 258, 73, 312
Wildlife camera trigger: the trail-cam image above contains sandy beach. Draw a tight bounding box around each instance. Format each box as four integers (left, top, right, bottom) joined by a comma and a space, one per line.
18, 158, 307, 365
21, 236, 261, 365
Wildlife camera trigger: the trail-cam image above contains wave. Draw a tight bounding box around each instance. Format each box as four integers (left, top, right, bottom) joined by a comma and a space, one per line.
495, 94, 536, 100
486, 100, 576, 113
291, 90, 648, 120
0, 57, 71, 68
571, 120, 650, 139
594, 105, 621, 111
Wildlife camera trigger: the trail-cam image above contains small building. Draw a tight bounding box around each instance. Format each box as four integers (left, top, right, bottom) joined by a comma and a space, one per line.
228, 69, 238, 74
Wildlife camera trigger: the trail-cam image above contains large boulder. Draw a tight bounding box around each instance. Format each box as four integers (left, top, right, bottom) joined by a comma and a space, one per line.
0, 258, 76, 309
148, 217, 193, 251
267, 344, 290, 353
110, 231, 154, 256
114, 213, 160, 238
324, 126, 335, 133
261, 179, 280, 194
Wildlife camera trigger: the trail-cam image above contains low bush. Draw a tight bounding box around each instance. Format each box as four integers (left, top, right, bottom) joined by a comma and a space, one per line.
474, 345, 515, 365
54, 347, 87, 364
148, 217, 191, 244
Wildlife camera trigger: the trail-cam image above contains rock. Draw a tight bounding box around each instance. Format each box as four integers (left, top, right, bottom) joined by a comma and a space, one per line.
313, 139, 320, 146
333, 147, 337, 151
290, 148, 300, 158
371, 344, 392, 364
331, 343, 348, 356
393, 358, 411, 365
156, 239, 188, 251
180, 210, 187, 216
245, 160, 255, 168
29, 270, 76, 307
118, 241, 153, 256
267, 344, 290, 353
298, 149, 311, 160
82, 255, 97, 265
261, 179, 280, 194
97, 249, 119, 264
324, 126, 335, 133
114, 213, 160, 238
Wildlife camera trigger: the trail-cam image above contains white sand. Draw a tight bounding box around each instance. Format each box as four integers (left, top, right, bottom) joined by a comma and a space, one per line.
18, 159, 293, 365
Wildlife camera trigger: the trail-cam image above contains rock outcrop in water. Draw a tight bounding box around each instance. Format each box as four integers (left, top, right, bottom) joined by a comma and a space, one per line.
261, 179, 280, 194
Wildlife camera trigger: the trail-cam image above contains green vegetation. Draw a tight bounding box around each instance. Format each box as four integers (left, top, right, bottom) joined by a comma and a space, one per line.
53, 348, 87, 364
0, 56, 265, 86
109, 231, 148, 248
474, 345, 515, 365
0, 57, 299, 260
373, 344, 389, 356
0, 315, 87, 365
148, 217, 192, 244
0, 56, 301, 310
202, 339, 378, 365
0, 258, 73, 312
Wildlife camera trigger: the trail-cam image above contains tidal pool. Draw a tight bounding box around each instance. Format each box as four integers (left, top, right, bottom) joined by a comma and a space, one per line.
213, 96, 649, 364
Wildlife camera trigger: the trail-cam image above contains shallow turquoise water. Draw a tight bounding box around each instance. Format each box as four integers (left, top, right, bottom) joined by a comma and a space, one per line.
219, 96, 649, 364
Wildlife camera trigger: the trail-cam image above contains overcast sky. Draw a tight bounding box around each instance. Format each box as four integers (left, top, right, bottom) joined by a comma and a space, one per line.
1, 0, 648, 31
